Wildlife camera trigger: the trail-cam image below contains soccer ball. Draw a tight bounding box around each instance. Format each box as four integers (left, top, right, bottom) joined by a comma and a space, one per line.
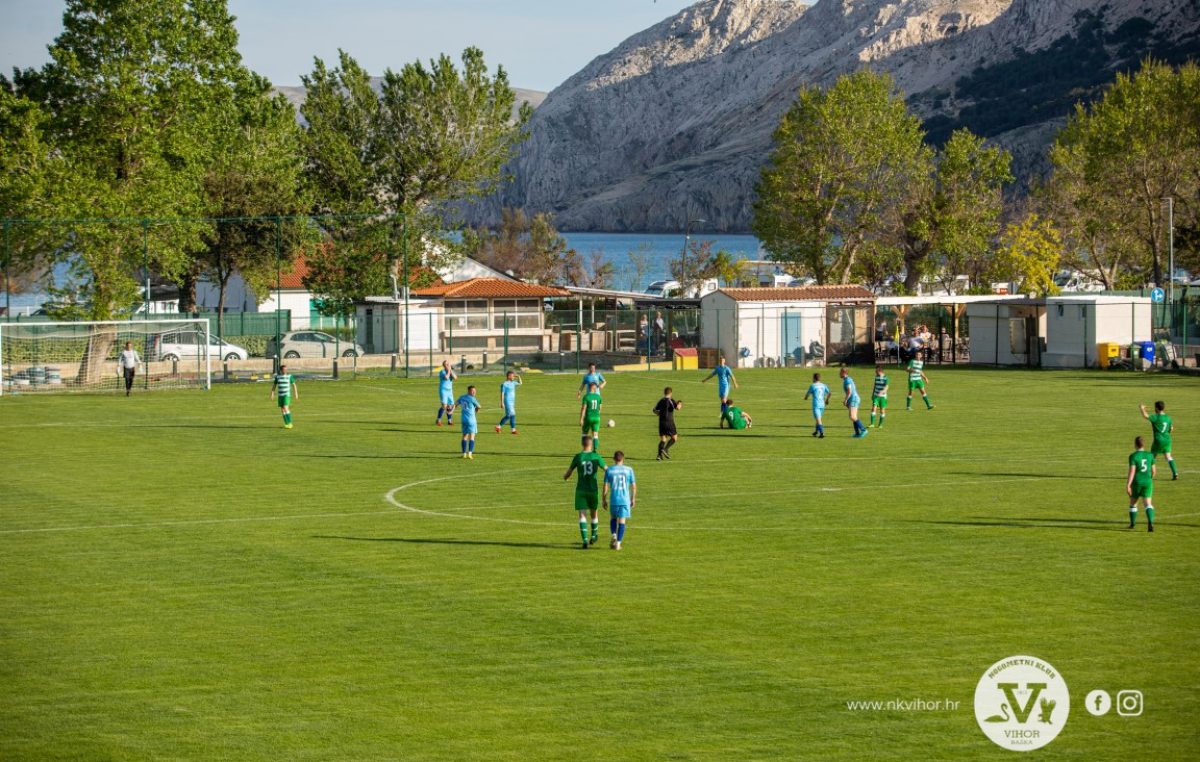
607, 419, 615, 428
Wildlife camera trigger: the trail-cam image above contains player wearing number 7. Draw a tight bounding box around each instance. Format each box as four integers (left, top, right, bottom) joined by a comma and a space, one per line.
603, 451, 636, 550
1127, 435, 1156, 532
563, 435, 607, 549
1139, 401, 1178, 480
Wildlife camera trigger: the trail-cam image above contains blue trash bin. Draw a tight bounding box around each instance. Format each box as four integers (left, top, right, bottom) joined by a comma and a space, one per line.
1140, 341, 1156, 366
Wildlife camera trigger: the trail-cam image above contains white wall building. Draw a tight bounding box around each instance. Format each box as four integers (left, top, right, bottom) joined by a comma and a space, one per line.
700, 286, 876, 367
967, 296, 1152, 367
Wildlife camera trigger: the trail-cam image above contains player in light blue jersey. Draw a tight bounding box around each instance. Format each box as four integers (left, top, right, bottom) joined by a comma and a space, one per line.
702, 356, 739, 425
454, 385, 481, 459
577, 362, 607, 399
435, 360, 457, 426
803, 372, 831, 438
602, 450, 637, 550
495, 370, 522, 434
840, 367, 868, 438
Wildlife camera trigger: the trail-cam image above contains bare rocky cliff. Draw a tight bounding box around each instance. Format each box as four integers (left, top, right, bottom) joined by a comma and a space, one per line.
476, 0, 1200, 232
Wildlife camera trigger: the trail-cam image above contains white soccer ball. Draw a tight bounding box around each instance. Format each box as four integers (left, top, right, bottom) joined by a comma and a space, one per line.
607, 419, 616, 428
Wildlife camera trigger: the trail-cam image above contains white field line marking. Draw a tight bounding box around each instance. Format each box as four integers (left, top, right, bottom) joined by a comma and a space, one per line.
0, 510, 397, 536
385, 470, 1053, 531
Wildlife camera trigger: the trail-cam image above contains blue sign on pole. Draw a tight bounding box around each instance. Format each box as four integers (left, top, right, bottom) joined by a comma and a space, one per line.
1150, 287, 1165, 303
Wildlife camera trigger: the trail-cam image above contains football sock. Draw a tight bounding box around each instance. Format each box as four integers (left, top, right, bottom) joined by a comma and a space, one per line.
610, 517, 618, 535
617, 522, 626, 541
906, 397, 912, 410
879, 414, 885, 428
468, 439, 475, 453
869, 412, 875, 426
579, 521, 589, 543
1129, 507, 1137, 527
282, 413, 290, 424
1168, 459, 1177, 478
509, 415, 516, 430
437, 408, 444, 421
924, 396, 933, 409
590, 521, 598, 540
657, 441, 665, 458
817, 424, 824, 435
1146, 507, 1155, 526
461, 440, 468, 454
665, 438, 675, 451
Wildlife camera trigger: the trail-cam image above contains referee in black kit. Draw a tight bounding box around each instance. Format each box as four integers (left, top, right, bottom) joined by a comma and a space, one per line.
653, 386, 683, 460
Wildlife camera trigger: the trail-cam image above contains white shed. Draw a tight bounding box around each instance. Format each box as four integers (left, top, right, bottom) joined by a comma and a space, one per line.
967, 296, 1152, 367
700, 286, 876, 368
1043, 295, 1152, 368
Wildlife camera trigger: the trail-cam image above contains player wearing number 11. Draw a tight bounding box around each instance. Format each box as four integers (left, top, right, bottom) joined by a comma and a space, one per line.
563, 435, 607, 549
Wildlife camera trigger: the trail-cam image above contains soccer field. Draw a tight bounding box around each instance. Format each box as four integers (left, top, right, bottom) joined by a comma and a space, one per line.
1, 367, 1198, 760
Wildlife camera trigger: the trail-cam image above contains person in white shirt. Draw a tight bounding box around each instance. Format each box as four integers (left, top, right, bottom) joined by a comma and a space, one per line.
118, 341, 141, 396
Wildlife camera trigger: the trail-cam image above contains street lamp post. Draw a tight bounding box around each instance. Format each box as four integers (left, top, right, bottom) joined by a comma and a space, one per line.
681, 217, 706, 295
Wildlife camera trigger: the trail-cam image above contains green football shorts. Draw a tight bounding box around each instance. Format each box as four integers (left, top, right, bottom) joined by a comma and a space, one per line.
582, 418, 601, 435
277, 395, 291, 408
1151, 439, 1172, 455
1130, 481, 1153, 500
908, 380, 925, 392
872, 395, 888, 409
575, 490, 600, 511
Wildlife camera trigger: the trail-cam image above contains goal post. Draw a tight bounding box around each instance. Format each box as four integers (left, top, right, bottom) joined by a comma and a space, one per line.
1, 318, 212, 395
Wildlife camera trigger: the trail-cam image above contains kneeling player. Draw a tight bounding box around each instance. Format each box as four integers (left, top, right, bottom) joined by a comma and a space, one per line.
1127, 435, 1156, 532
603, 451, 636, 550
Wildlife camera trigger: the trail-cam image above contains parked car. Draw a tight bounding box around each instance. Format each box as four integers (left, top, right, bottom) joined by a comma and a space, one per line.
644, 278, 719, 299
154, 331, 249, 362
267, 331, 364, 359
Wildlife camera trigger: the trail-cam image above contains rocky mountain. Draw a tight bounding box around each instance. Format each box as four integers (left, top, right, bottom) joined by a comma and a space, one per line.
475, 0, 1200, 232
273, 80, 545, 125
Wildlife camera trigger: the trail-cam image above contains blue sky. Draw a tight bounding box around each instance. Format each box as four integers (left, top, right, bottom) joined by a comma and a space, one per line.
0, 0, 720, 92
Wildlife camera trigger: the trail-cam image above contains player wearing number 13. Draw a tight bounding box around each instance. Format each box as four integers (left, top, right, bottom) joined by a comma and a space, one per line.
563, 435, 607, 549
603, 451, 636, 550
1127, 436, 1156, 532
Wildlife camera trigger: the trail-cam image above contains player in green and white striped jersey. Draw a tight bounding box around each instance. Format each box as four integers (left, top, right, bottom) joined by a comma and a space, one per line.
869, 365, 889, 428
905, 356, 933, 411
271, 365, 298, 429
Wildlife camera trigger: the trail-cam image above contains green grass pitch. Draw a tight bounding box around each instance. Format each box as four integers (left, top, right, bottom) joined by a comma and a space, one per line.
1, 367, 1198, 760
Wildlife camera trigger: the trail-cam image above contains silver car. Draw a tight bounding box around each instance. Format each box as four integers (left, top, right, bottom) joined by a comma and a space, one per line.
269, 331, 364, 359
156, 331, 249, 362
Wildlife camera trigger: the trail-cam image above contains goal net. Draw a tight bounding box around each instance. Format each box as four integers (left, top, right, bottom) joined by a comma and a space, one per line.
0, 319, 212, 395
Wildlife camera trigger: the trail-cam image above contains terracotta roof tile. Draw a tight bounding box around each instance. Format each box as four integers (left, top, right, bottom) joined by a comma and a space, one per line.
279, 256, 311, 290
413, 278, 569, 299
718, 285, 876, 302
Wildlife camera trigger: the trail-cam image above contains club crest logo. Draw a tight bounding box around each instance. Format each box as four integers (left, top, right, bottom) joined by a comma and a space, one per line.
974, 655, 1070, 751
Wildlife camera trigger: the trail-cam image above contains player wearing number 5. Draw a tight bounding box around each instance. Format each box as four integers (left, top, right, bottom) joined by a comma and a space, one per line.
1127, 435, 1156, 532
603, 451, 636, 550
564, 435, 607, 549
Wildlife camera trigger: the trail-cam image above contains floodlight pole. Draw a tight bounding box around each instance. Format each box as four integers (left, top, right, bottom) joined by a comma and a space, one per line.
274, 216, 282, 375
3, 219, 10, 323
1165, 197, 1175, 333
682, 218, 706, 296
401, 213, 410, 378
142, 220, 150, 319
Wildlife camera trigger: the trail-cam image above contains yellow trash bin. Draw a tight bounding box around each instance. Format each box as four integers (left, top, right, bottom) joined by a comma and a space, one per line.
1098, 342, 1120, 369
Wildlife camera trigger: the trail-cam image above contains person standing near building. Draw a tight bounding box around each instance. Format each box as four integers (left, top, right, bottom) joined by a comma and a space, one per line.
118, 341, 141, 396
